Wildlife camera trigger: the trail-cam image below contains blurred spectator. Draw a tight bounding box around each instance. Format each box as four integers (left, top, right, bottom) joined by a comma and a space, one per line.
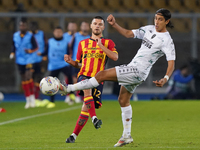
190, 59, 200, 99
165, 64, 194, 99
29, 21, 47, 104
69, 21, 90, 103
10, 19, 38, 108
39, 26, 75, 108
63, 22, 78, 104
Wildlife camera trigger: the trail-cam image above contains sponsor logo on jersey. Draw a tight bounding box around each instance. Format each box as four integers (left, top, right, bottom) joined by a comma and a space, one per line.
142, 37, 153, 49
83, 53, 104, 59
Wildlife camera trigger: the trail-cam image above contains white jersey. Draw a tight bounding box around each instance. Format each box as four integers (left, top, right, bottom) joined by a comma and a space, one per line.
129, 25, 176, 80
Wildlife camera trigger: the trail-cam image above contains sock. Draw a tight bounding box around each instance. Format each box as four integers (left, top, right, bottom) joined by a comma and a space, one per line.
67, 77, 99, 93
73, 111, 89, 136
28, 79, 34, 95
84, 96, 96, 118
34, 82, 40, 99
121, 105, 132, 138
22, 81, 30, 97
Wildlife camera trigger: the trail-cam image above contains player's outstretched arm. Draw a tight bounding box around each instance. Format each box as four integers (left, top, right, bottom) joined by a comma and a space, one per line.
107, 14, 134, 38
64, 54, 81, 68
153, 60, 175, 87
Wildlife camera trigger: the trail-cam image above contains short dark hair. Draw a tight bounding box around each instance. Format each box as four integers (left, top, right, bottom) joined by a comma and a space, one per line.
156, 8, 174, 29
30, 21, 38, 28
180, 64, 189, 70
20, 18, 27, 24
93, 16, 105, 23
54, 26, 63, 30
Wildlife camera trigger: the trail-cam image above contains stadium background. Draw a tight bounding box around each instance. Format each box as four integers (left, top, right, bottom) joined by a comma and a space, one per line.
0, 0, 200, 99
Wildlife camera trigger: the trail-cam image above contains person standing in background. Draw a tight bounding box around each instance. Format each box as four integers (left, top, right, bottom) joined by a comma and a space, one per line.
10, 19, 38, 109
39, 26, 75, 108
29, 21, 47, 106
63, 22, 78, 104
67, 21, 90, 104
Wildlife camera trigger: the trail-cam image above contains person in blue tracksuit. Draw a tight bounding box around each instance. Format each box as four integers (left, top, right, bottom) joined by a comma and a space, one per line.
68, 21, 90, 103
10, 19, 38, 109
165, 64, 194, 99
29, 21, 47, 102
40, 26, 75, 108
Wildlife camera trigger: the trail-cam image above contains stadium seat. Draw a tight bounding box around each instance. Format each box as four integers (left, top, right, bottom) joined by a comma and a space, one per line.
46, 0, 61, 12
61, 0, 82, 12
168, 0, 184, 13
123, 0, 137, 12
76, 0, 96, 12
16, 0, 31, 9
153, 0, 167, 10
137, 0, 154, 12
37, 18, 53, 32
92, 0, 111, 12
184, 0, 200, 12
123, 0, 147, 12
170, 18, 190, 33
1, 0, 16, 11
107, 0, 127, 12
30, 0, 47, 12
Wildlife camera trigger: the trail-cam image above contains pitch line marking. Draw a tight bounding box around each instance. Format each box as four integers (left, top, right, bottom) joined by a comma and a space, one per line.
0, 105, 81, 126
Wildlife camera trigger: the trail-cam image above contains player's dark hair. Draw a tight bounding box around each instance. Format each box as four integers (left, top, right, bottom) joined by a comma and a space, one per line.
180, 64, 189, 70
54, 26, 63, 30
30, 21, 38, 28
93, 16, 105, 23
156, 8, 174, 29
20, 18, 27, 24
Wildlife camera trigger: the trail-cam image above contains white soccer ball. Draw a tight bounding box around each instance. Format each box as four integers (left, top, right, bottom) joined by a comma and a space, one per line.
0, 92, 4, 101
39, 76, 59, 96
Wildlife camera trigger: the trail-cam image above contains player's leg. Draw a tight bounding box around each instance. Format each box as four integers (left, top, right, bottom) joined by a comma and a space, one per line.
19, 65, 31, 109
60, 67, 118, 94
62, 66, 76, 105
46, 69, 60, 108
32, 62, 42, 101
66, 103, 89, 143
114, 86, 133, 147
25, 64, 35, 108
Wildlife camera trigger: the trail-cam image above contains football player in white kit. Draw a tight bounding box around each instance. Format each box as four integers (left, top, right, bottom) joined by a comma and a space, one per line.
58, 8, 175, 147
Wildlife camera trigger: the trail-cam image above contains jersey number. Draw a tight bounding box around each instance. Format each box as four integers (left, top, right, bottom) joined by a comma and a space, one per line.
93, 88, 101, 98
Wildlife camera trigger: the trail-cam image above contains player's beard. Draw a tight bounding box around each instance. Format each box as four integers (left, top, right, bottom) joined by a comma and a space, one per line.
93, 31, 101, 36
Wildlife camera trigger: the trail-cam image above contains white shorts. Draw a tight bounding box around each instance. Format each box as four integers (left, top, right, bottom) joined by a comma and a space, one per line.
115, 65, 144, 93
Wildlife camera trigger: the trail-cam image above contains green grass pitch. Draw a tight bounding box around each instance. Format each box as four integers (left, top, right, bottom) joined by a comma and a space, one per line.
0, 100, 200, 149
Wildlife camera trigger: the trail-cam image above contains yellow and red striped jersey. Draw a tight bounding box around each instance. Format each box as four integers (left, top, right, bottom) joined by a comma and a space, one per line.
76, 37, 117, 77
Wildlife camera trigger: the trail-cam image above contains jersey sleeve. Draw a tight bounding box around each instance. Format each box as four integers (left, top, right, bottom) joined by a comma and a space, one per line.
75, 41, 82, 63
162, 39, 176, 61
132, 26, 146, 39
108, 39, 118, 54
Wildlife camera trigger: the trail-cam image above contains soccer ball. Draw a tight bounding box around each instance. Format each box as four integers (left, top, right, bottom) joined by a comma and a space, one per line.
0, 92, 4, 101
39, 76, 59, 96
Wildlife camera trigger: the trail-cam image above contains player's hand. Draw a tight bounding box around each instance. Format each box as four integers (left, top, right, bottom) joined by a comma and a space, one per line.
96, 38, 102, 46
107, 14, 116, 26
64, 54, 72, 63
25, 49, 32, 53
153, 78, 167, 87
9, 52, 15, 59
37, 52, 42, 56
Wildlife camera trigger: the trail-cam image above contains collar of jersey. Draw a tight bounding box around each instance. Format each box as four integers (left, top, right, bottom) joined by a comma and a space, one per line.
89, 37, 103, 41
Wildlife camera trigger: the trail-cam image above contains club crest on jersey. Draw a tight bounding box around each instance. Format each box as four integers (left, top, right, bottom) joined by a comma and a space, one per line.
151, 34, 156, 39
45, 77, 52, 86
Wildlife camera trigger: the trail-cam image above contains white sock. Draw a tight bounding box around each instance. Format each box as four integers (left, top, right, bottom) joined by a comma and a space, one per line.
67, 77, 99, 93
26, 96, 30, 103
92, 116, 97, 123
71, 133, 77, 139
121, 105, 132, 138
